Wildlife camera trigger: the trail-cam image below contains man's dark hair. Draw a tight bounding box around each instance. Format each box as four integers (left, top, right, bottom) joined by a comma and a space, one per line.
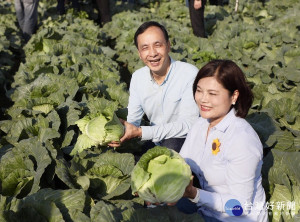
134, 21, 169, 48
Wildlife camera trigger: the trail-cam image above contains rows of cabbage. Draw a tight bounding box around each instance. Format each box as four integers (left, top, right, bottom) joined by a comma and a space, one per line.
0, 0, 299, 221
0, 3, 123, 222
0, 0, 65, 119
0, 1, 204, 221
99, 0, 300, 221
0, 1, 23, 120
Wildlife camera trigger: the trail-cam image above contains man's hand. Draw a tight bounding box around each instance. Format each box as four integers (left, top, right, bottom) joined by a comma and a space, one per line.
120, 120, 142, 142
108, 119, 142, 147
194, 0, 202, 9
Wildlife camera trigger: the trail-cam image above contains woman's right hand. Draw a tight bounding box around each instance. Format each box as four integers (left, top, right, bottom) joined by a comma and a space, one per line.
183, 176, 198, 199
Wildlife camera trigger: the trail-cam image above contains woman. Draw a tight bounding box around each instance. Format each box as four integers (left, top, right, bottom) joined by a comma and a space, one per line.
177, 60, 268, 221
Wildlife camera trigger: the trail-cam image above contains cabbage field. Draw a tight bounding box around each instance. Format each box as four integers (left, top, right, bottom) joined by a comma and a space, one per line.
0, 0, 299, 221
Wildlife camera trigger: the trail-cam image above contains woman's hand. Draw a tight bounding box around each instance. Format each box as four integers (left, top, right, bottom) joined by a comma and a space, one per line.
183, 176, 198, 199
167, 177, 198, 206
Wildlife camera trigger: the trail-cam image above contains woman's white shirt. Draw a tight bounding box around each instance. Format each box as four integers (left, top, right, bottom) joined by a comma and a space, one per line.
180, 109, 268, 222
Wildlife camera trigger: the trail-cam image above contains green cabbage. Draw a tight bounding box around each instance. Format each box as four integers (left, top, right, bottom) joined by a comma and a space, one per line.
131, 146, 192, 203
70, 111, 124, 155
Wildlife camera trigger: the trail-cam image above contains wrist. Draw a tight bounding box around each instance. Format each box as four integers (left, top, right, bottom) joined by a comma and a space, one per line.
137, 126, 142, 139
188, 188, 200, 203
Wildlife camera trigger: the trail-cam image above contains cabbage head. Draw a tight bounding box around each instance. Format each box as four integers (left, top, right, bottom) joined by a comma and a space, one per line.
70, 111, 124, 155
131, 146, 192, 203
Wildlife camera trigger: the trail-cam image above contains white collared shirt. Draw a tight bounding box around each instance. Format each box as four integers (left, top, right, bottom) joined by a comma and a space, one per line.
127, 58, 199, 142
180, 109, 268, 222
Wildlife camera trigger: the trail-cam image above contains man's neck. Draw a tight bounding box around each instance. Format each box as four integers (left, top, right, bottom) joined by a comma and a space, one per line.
151, 58, 171, 85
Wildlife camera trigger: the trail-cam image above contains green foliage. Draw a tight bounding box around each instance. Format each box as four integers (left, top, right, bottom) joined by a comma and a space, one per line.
0, 0, 299, 221
71, 104, 124, 155
131, 146, 192, 203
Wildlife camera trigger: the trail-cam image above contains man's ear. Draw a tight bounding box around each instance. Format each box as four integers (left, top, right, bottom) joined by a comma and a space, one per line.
167, 41, 171, 53
137, 49, 142, 59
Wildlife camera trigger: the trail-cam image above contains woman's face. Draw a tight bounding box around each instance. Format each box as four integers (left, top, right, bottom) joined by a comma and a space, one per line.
195, 76, 239, 126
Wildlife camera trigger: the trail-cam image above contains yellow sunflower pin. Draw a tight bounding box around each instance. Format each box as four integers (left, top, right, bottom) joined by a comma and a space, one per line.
212, 138, 221, 155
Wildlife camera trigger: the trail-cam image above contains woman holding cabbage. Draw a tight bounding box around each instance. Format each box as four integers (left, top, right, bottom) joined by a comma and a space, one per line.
176, 60, 268, 221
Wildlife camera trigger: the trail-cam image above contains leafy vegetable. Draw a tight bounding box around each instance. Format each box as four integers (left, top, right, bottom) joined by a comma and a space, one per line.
90, 200, 204, 222
131, 146, 192, 203
0, 188, 93, 222
1, 0, 300, 221
0, 138, 52, 197
70, 150, 135, 200
71, 110, 124, 155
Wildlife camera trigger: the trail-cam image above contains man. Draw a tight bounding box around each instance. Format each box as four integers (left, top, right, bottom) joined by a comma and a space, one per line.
56, 0, 80, 15
15, 0, 39, 42
95, 0, 111, 26
110, 21, 199, 152
188, 0, 207, 38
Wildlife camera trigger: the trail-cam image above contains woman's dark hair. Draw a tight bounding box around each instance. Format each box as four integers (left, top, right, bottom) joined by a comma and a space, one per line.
134, 21, 169, 48
193, 59, 254, 118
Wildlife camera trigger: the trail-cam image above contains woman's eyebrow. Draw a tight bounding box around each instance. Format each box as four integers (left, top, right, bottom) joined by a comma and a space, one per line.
197, 85, 219, 92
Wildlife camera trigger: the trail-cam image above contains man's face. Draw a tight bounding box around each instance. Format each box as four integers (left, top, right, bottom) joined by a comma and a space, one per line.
137, 26, 171, 76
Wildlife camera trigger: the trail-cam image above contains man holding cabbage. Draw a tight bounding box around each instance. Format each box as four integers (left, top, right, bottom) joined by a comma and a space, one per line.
109, 21, 199, 152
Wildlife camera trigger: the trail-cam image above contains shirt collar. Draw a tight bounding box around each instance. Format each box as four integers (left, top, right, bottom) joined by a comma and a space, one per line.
210, 108, 237, 133
164, 57, 175, 83
149, 56, 174, 85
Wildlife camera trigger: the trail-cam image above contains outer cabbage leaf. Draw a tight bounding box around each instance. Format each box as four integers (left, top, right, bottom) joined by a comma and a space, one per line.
71, 111, 124, 155
54, 158, 78, 189
21, 188, 93, 221
7, 200, 64, 222
2, 188, 92, 222
0, 138, 52, 197
85, 115, 107, 142
263, 149, 300, 196
10, 73, 78, 113
0, 110, 61, 145
71, 134, 98, 155
131, 146, 192, 203
269, 184, 292, 221
70, 151, 134, 200
90, 199, 204, 222
291, 186, 300, 218
122, 205, 204, 222
90, 200, 124, 222
246, 112, 278, 148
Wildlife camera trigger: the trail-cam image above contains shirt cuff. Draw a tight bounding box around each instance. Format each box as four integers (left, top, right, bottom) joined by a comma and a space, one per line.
189, 188, 200, 203
140, 126, 153, 141
198, 189, 223, 212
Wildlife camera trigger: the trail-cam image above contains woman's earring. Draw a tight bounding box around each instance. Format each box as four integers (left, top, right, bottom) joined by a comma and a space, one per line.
232, 102, 236, 105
